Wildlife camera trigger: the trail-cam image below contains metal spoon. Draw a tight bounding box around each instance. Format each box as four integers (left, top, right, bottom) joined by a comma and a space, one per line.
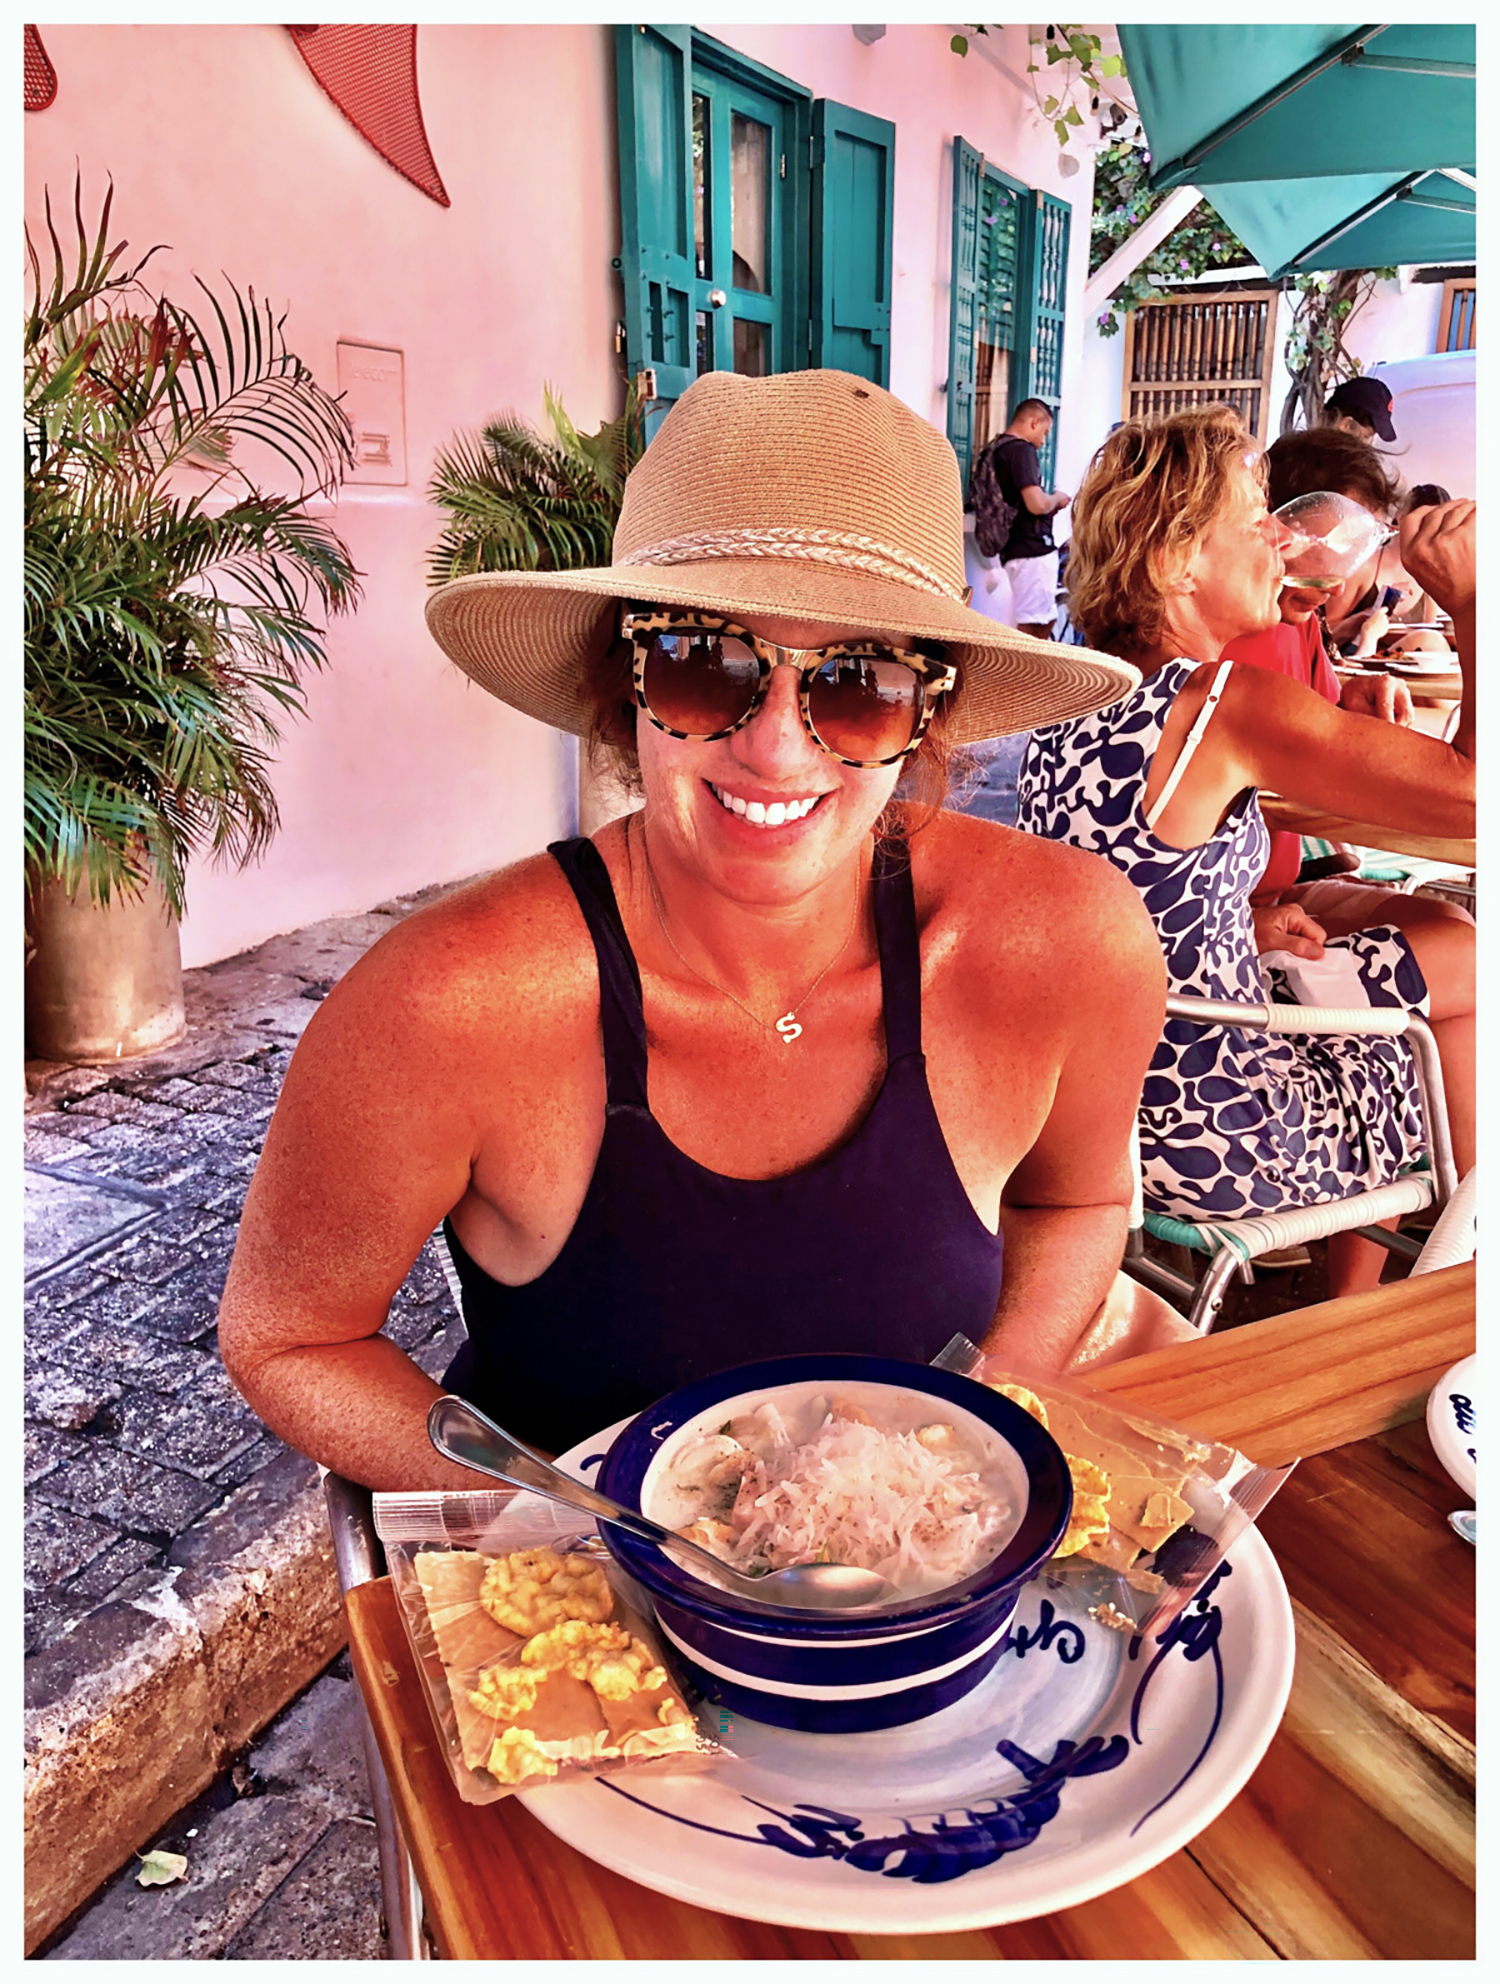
1448, 1510, 1476, 1546
426, 1395, 894, 1611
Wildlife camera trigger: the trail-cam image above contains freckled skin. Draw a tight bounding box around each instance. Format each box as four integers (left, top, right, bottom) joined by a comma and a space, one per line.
217, 613, 1167, 1490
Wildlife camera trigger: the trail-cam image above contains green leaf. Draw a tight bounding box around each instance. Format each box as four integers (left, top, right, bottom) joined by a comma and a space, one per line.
951, 34, 968, 55
1100, 52, 1125, 77
1065, 105, 1083, 125
1053, 119, 1071, 144
136, 1850, 188, 1888
1046, 42, 1067, 63
1042, 95, 1059, 115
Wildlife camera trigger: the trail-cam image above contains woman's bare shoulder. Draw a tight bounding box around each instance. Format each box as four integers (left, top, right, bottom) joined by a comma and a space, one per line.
294, 850, 598, 1069
915, 811, 1160, 985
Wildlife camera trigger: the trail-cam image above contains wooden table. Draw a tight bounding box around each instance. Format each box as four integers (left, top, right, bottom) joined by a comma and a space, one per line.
1259, 795, 1475, 869
346, 1274, 1475, 1960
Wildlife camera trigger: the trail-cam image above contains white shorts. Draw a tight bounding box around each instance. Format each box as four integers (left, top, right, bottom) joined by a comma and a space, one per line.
1003, 550, 1060, 629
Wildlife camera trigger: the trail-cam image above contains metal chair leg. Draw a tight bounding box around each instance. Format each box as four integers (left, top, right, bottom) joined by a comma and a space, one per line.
1187, 1247, 1243, 1334
322, 1471, 430, 1960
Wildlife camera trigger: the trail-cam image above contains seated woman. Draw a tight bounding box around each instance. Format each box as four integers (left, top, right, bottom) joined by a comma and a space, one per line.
217, 368, 1182, 1489
1015, 408, 1474, 1298
1218, 432, 1470, 1002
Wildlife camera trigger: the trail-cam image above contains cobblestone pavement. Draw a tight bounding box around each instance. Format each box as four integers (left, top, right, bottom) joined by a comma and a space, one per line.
24, 883, 479, 1956
38, 1657, 386, 1959
24, 883, 468, 1663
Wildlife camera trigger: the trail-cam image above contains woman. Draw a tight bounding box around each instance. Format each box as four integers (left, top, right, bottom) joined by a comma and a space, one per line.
1016, 408, 1475, 1297
218, 369, 1177, 1488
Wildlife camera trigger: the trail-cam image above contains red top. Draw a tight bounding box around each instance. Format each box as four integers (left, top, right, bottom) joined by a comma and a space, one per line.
1221, 619, 1340, 898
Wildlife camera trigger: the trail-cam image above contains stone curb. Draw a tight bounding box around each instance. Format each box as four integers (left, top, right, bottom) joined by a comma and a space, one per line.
24, 1450, 345, 1953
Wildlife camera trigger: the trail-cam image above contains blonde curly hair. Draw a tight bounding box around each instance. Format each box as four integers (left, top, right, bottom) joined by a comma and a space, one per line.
1066, 407, 1264, 657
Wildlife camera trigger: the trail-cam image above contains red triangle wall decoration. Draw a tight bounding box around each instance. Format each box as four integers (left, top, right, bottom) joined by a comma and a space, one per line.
288, 24, 449, 208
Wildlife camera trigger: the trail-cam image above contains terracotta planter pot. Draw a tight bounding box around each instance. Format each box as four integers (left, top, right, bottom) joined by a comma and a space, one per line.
25, 869, 186, 1064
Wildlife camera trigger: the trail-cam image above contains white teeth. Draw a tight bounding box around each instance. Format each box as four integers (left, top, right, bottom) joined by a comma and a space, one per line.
710, 786, 821, 827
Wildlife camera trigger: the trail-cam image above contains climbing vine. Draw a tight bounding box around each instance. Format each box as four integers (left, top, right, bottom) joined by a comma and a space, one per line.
1088, 143, 1252, 336
1278, 268, 1394, 433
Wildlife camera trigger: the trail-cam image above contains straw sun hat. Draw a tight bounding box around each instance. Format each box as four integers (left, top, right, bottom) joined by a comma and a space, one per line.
424, 368, 1137, 744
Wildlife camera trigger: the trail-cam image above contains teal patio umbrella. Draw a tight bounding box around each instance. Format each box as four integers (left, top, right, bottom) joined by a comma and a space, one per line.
1117, 24, 1475, 278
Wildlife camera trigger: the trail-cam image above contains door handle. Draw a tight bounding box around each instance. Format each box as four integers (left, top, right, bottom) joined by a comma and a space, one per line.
708, 289, 728, 308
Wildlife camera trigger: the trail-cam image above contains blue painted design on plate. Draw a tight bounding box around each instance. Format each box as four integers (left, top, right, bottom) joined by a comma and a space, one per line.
1126, 1561, 1229, 1836
597, 1562, 1237, 1879
601, 1735, 1130, 1884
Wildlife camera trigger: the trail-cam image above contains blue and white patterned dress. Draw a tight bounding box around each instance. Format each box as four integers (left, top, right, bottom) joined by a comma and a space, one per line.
1016, 659, 1428, 1222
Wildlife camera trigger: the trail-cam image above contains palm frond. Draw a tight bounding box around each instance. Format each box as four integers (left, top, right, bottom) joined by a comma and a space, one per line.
24, 177, 364, 911
425, 377, 646, 587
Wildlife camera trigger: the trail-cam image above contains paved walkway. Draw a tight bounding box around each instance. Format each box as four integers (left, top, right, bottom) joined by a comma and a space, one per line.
24, 878, 473, 1956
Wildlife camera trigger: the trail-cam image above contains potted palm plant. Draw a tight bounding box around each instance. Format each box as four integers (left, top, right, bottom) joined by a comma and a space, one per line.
24, 181, 361, 1062
425, 376, 646, 583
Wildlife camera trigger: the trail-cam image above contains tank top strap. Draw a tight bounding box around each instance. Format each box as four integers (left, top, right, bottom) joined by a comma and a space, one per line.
871, 837, 923, 1061
547, 837, 648, 1107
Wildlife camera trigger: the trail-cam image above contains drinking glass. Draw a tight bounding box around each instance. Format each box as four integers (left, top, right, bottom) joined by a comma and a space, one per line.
1273, 490, 1396, 593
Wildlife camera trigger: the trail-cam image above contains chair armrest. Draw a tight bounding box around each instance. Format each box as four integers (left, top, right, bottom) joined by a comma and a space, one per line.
322, 1470, 386, 1592
1166, 992, 1410, 1036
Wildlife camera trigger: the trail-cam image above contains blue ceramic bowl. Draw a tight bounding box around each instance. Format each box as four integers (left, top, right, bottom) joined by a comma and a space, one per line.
598, 1354, 1073, 1733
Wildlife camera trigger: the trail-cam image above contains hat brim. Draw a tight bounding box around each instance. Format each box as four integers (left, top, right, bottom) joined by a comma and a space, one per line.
425, 560, 1138, 745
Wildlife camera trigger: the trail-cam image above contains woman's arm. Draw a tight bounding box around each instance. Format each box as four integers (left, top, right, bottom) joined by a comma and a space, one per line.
980, 859, 1166, 1368
1150, 502, 1474, 849
217, 923, 490, 1490
218, 867, 593, 1489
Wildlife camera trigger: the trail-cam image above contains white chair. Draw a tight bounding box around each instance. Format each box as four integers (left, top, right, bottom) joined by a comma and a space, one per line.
1122, 992, 1457, 1333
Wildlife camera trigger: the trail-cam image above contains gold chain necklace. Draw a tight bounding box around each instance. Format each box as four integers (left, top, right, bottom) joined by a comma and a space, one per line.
639, 822, 863, 1046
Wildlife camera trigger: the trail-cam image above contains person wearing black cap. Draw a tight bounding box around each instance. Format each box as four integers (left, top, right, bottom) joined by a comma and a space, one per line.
1324, 375, 1397, 443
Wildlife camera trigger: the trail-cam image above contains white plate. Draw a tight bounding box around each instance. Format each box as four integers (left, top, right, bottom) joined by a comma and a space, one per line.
513, 1419, 1296, 1933
1383, 652, 1458, 675
1426, 1355, 1477, 1500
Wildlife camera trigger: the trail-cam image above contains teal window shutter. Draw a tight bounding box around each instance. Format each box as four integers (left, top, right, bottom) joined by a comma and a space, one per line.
1016, 190, 1071, 484
810, 100, 895, 385
615, 24, 696, 429
947, 137, 983, 493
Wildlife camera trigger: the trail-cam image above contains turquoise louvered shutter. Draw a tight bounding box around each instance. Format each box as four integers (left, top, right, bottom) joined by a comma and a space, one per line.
947, 137, 983, 494
615, 24, 696, 430
1016, 189, 1071, 484
810, 99, 895, 386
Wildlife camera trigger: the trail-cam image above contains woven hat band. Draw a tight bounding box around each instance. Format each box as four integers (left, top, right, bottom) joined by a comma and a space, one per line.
618, 526, 962, 604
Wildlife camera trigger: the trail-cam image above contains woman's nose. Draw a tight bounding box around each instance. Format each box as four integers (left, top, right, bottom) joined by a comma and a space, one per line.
733, 663, 817, 768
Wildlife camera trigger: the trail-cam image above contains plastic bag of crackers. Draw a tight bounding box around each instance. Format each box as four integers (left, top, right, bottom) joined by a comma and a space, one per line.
373, 1487, 732, 1804
932, 1336, 1294, 1638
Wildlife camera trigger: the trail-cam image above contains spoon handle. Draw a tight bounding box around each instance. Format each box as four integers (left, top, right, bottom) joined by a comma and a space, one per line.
426, 1395, 711, 1565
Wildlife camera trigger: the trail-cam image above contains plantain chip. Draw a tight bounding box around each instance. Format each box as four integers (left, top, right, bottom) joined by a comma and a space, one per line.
1053, 1453, 1112, 1558
987, 1380, 1050, 1430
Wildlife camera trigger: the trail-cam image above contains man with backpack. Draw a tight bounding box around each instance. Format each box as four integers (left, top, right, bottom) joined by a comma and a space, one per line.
968, 398, 1071, 638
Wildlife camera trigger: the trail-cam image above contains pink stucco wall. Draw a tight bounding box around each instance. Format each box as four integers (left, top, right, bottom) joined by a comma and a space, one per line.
26, 22, 1093, 966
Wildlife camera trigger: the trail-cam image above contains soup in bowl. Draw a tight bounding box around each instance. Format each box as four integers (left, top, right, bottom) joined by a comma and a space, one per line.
598, 1354, 1073, 1733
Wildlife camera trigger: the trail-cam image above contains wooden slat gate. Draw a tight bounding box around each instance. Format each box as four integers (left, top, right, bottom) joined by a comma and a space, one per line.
1121, 289, 1278, 442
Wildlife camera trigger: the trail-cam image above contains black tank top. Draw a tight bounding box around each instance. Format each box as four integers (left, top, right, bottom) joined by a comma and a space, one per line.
441, 836, 1005, 1453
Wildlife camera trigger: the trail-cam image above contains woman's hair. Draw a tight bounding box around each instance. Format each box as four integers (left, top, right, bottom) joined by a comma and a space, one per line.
1066, 406, 1259, 655
1264, 427, 1404, 519
579, 606, 966, 842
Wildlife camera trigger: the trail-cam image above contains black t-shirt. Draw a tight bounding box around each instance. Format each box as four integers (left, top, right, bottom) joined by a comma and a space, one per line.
991, 436, 1055, 560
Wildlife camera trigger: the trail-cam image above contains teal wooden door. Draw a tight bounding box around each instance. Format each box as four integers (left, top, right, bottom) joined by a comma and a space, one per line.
811, 100, 895, 384
947, 138, 1026, 493
688, 66, 792, 380
615, 23, 696, 428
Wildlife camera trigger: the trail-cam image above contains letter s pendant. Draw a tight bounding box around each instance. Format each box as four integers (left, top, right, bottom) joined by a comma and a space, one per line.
775, 1014, 802, 1045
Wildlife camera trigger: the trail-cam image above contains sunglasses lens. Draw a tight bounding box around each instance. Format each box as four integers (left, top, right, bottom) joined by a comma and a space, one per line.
806, 656, 925, 763
639, 630, 761, 736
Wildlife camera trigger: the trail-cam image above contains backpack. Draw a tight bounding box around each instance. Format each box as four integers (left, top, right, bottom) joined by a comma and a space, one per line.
970, 435, 1020, 558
